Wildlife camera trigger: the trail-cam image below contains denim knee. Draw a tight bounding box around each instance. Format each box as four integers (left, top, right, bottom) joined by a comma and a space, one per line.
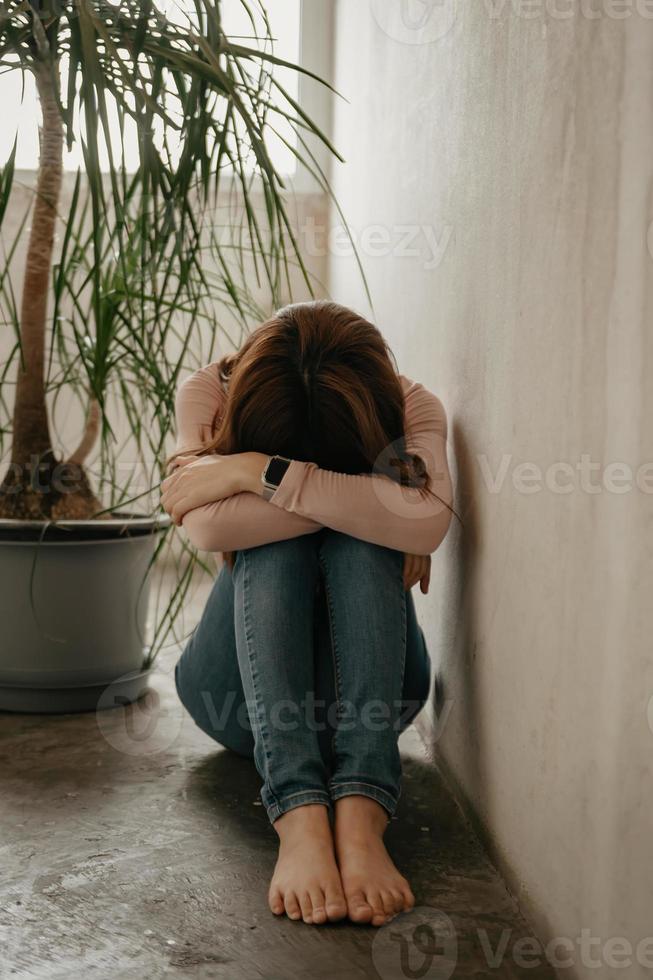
317, 530, 404, 586
234, 533, 319, 577
318, 528, 396, 558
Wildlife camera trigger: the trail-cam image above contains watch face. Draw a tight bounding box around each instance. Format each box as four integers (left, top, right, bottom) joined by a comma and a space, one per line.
266, 456, 291, 487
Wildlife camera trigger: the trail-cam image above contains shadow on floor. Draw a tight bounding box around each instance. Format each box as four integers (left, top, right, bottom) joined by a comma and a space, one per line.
0, 660, 556, 980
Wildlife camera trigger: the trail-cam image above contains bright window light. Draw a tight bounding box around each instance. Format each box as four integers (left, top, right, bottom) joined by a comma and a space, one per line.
0, 0, 300, 174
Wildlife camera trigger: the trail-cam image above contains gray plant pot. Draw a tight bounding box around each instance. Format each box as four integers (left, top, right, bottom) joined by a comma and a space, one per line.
0, 513, 170, 714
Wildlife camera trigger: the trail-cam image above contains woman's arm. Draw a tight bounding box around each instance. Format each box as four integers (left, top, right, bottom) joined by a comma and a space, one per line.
172, 363, 322, 552
263, 379, 453, 556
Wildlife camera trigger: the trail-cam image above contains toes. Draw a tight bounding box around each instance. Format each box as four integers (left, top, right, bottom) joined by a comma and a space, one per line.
390, 888, 406, 914
284, 891, 302, 921
401, 883, 416, 911
309, 888, 327, 925
299, 891, 313, 924
366, 888, 387, 927
381, 889, 398, 920
324, 884, 347, 922
268, 887, 284, 916
346, 889, 374, 924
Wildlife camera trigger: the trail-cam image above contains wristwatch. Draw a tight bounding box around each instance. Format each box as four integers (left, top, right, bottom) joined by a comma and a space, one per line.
261, 455, 292, 500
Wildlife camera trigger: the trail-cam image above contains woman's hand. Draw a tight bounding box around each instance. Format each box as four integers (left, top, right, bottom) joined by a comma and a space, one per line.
403, 552, 431, 594
161, 452, 268, 525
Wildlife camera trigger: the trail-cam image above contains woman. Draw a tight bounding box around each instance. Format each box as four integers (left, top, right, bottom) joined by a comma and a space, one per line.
161, 301, 453, 928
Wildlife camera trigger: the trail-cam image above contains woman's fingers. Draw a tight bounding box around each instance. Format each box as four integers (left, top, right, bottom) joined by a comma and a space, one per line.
161, 485, 185, 524
161, 472, 194, 523
403, 553, 420, 591
163, 484, 200, 525
420, 556, 431, 595
161, 463, 189, 495
165, 453, 200, 477
403, 553, 415, 590
161, 472, 176, 494
161, 454, 240, 524
173, 453, 201, 468
163, 453, 204, 484
403, 553, 431, 592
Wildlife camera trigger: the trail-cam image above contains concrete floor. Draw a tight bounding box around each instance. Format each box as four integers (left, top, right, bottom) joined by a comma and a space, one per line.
1, 646, 556, 980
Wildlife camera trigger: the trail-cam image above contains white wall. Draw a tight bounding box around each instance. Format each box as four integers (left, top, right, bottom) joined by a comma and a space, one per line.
328, 3, 653, 977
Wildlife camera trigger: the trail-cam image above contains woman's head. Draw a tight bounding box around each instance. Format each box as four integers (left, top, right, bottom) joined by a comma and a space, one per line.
197, 301, 426, 486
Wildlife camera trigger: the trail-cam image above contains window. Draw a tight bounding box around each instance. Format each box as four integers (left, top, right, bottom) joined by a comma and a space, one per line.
1, 0, 302, 175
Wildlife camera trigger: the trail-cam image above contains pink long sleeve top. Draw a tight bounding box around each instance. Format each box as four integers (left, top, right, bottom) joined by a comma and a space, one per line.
175, 362, 453, 556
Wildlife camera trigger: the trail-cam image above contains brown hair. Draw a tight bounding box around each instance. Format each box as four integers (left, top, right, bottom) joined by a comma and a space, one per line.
182, 301, 429, 489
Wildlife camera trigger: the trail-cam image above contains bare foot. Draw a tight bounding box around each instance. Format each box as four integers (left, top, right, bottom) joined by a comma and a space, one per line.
268, 804, 347, 925
334, 796, 415, 927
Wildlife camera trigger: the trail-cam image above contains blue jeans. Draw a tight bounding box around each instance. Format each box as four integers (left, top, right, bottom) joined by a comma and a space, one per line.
174, 529, 431, 823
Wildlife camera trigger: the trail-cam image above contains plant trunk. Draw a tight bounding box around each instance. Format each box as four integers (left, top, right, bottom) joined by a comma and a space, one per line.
12, 59, 59, 466
0, 59, 103, 521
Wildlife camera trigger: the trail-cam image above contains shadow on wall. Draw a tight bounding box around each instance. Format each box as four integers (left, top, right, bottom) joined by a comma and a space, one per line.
427, 417, 489, 808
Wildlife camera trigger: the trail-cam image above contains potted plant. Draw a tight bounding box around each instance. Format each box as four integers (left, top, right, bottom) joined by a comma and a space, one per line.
0, 0, 339, 712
